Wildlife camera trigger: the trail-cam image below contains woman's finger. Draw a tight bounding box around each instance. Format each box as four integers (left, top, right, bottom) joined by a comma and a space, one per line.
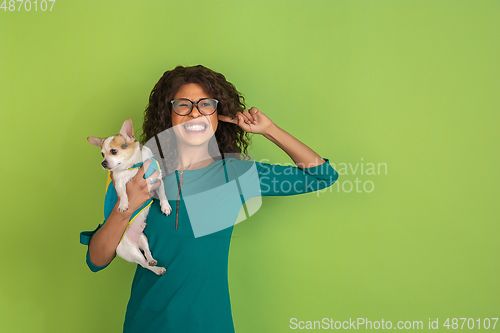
217, 114, 238, 124
146, 170, 160, 185
241, 110, 253, 124
236, 113, 251, 130
149, 179, 161, 193
137, 158, 152, 179
219, 112, 253, 132
249, 107, 259, 124
146, 170, 162, 195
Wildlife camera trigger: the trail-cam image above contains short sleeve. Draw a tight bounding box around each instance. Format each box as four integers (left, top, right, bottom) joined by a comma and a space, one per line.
256, 158, 339, 196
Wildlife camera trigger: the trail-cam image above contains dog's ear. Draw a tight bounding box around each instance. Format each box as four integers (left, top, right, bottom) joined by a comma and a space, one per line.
119, 118, 135, 142
87, 136, 104, 147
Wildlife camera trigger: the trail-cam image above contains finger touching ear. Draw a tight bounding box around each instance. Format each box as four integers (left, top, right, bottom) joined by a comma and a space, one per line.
217, 114, 238, 124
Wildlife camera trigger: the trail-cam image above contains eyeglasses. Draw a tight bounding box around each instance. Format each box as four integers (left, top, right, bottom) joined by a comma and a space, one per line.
170, 98, 219, 116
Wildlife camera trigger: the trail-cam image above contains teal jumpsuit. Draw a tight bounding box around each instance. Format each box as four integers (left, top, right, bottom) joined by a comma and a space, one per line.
80, 157, 338, 332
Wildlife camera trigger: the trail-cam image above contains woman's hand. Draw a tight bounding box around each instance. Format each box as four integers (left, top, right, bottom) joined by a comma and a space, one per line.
218, 107, 275, 135
110, 159, 161, 216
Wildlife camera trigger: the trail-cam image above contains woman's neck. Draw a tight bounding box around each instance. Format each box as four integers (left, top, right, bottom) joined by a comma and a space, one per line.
176, 143, 216, 170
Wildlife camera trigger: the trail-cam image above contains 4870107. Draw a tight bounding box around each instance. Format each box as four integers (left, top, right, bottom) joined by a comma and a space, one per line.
1, 0, 55, 11
443, 318, 498, 330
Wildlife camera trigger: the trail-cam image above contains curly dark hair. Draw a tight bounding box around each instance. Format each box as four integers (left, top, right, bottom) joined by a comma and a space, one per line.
141, 65, 251, 165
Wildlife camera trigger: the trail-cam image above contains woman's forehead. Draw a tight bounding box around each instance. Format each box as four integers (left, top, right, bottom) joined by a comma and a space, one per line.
174, 83, 211, 100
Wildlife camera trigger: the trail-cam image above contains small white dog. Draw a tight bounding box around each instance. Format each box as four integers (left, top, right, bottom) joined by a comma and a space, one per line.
88, 118, 171, 275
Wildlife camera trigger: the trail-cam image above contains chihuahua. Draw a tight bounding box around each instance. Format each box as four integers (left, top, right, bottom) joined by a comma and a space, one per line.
88, 118, 171, 275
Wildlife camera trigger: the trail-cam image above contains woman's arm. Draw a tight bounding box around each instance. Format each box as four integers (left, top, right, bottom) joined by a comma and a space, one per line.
87, 161, 160, 267
261, 123, 325, 169
218, 107, 326, 168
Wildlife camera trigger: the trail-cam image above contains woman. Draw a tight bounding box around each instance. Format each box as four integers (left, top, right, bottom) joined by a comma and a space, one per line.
80, 65, 338, 332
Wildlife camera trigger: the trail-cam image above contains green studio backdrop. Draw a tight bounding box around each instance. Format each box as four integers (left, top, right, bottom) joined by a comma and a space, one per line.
0, 0, 498, 332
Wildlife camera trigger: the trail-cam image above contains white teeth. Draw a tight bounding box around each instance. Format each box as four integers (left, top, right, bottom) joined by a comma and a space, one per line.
183, 124, 207, 132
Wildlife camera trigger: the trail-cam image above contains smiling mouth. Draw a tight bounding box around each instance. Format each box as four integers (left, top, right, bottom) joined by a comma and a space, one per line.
183, 123, 208, 133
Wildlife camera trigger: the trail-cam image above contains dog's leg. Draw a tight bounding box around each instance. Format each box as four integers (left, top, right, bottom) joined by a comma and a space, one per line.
119, 243, 166, 275
114, 179, 129, 213
138, 261, 167, 276
138, 233, 157, 266
157, 178, 172, 215
117, 209, 166, 275
134, 235, 166, 275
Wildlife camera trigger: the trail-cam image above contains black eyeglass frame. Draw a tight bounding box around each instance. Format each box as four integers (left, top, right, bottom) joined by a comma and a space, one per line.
170, 98, 219, 116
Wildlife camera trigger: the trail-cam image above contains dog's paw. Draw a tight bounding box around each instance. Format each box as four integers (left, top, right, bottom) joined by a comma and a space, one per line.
162, 207, 172, 216
151, 266, 166, 276
148, 259, 157, 266
118, 205, 129, 213
161, 201, 172, 216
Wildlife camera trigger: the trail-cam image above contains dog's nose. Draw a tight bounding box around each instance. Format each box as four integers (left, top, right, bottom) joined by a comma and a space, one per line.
101, 160, 108, 168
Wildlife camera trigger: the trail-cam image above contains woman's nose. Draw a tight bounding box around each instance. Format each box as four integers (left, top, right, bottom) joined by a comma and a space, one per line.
189, 103, 203, 117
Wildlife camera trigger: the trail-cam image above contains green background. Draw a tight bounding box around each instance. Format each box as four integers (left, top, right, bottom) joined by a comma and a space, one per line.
1, 0, 498, 332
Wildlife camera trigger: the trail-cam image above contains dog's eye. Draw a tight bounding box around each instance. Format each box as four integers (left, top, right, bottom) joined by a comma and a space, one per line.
110, 149, 118, 155
101, 152, 104, 157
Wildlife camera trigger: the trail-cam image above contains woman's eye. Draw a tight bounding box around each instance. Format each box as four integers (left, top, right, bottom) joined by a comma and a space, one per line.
110, 149, 118, 155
